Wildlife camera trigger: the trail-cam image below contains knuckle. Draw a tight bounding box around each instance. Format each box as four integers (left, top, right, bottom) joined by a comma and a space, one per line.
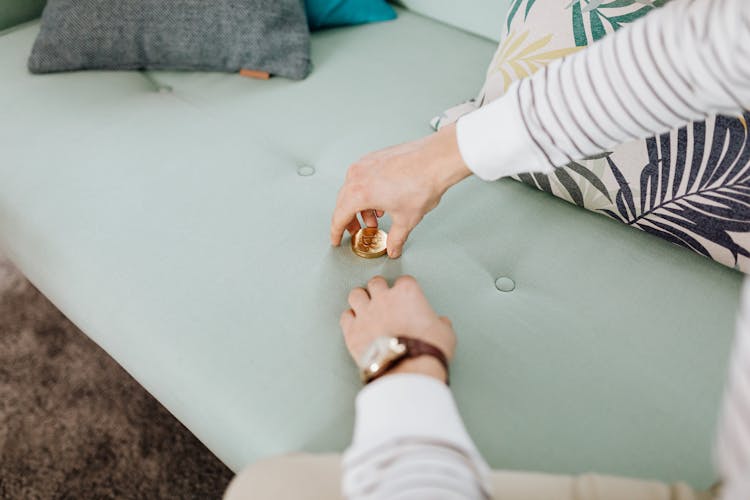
395, 275, 418, 290
348, 183, 368, 203
347, 162, 365, 180
349, 287, 368, 302
345, 164, 356, 179
340, 310, 352, 324
360, 152, 376, 164
367, 276, 387, 290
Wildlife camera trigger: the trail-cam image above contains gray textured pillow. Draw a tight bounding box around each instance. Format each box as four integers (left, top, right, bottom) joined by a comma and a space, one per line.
28, 0, 312, 80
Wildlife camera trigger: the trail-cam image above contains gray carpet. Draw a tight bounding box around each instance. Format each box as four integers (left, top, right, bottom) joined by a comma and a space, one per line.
0, 258, 234, 499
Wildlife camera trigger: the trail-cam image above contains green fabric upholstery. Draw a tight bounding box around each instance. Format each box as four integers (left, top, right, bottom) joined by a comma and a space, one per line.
0, 7, 741, 490
0, 0, 45, 31
395, 0, 510, 41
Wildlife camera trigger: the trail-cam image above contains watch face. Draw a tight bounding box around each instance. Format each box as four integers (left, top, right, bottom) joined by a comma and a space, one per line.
358, 336, 406, 374
359, 337, 393, 371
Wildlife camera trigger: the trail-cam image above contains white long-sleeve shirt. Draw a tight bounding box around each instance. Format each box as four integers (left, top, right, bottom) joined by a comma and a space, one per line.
456, 0, 750, 181
342, 375, 492, 499
343, 1, 750, 498
714, 280, 750, 500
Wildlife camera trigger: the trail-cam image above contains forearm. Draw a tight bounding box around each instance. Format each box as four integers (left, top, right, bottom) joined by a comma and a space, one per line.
342, 374, 491, 499
457, 0, 750, 180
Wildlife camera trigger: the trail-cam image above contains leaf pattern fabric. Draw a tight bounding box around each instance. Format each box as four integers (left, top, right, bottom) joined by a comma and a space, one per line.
484, 30, 582, 96
432, 0, 750, 272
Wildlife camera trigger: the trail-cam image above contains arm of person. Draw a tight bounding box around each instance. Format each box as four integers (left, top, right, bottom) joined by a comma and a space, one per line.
339, 275, 491, 499
330, 0, 750, 258
458, 0, 750, 180
343, 374, 491, 499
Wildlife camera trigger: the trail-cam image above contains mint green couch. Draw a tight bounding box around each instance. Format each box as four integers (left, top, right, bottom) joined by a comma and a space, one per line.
0, 0, 741, 489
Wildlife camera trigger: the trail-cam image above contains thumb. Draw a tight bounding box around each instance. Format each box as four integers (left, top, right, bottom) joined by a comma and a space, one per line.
386, 222, 413, 259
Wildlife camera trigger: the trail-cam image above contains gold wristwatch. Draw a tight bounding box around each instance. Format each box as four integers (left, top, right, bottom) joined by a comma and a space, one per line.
357, 336, 449, 384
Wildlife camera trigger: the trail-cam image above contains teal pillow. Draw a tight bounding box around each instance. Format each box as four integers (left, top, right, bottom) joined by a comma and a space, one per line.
305, 0, 396, 30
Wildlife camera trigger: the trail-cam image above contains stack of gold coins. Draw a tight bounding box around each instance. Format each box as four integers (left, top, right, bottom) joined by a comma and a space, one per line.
351, 227, 388, 259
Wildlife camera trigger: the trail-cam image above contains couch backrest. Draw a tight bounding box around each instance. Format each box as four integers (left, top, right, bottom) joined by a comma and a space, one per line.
395, 0, 509, 41
0, 0, 45, 32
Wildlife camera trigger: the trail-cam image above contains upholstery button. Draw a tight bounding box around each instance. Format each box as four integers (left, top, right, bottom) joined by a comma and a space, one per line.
297, 164, 316, 176
494, 276, 515, 292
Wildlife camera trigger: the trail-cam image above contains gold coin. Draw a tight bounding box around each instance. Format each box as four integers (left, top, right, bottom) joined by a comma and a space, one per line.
351, 227, 388, 259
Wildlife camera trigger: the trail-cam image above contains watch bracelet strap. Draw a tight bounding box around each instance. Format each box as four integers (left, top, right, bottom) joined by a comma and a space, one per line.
370, 336, 450, 385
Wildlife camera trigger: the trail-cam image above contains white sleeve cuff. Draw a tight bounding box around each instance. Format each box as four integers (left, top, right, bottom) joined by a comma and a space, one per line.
456, 84, 553, 181
347, 374, 482, 458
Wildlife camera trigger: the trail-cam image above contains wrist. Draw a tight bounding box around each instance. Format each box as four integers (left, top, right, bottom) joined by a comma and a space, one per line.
386, 356, 448, 383
430, 123, 472, 193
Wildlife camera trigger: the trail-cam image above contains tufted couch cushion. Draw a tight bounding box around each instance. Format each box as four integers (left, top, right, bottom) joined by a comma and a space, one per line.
0, 8, 742, 489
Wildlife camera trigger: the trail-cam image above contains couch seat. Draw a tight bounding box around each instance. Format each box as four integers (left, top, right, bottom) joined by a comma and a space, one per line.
0, 9, 741, 487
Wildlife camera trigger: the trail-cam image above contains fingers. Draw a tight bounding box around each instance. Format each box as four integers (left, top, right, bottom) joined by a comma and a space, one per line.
331, 211, 353, 246
347, 287, 370, 313
386, 223, 413, 259
366, 275, 389, 297
394, 274, 419, 290
331, 190, 378, 244
345, 217, 361, 237
339, 309, 355, 331
331, 206, 357, 246
331, 189, 362, 246
361, 210, 378, 228
331, 161, 372, 246
375, 210, 384, 218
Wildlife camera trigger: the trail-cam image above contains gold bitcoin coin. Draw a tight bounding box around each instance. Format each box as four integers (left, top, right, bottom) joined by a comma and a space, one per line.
351, 227, 388, 259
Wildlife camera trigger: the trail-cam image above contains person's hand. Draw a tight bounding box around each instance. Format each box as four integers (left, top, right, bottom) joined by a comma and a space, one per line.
330, 123, 472, 258
340, 275, 456, 382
